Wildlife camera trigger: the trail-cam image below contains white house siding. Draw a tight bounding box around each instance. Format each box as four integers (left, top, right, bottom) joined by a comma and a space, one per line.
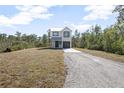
51, 41, 55, 48
59, 41, 63, 48
49, 30, 62, 37
51, 41, 63, 48
59, 31, 62, 37
62, 38, 71, 41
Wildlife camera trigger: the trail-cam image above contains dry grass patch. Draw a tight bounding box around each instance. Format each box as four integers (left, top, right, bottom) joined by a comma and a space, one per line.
0, 48, 65, 88
76, 48, 124, 63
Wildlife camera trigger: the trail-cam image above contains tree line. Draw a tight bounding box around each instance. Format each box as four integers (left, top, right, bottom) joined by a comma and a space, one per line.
72, 5, 124, 55
0, 32, 49, 52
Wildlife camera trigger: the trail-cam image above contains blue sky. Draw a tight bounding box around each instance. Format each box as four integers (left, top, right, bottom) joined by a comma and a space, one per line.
0, 5, 117, 36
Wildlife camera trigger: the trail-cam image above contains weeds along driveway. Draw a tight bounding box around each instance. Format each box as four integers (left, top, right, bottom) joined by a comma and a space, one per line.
63, 48, 124, 88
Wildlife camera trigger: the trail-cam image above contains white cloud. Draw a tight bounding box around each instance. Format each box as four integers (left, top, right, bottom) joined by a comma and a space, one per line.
0, 5, 53, 26
71, 24, 91, 33
83, 5, 115, 20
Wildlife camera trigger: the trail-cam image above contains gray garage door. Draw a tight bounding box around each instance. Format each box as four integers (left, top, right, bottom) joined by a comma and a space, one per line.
63, 41, 70, 48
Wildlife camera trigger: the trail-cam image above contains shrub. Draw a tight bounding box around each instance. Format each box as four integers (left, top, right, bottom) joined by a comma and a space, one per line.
12, 44, 23, 51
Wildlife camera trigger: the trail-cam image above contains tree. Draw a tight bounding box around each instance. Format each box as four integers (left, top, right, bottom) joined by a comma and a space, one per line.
113, 5, 124, 39
72, 30, 80, 48
80, 25, 103, 50
0, 33, 12, 52
42, 34, 48, 47
80, 33, 86, 48
15, 31, 21, 41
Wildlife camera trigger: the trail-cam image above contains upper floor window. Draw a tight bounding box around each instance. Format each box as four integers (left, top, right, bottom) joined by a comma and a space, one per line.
52, 32, 59, 36
64, 31, 70, 37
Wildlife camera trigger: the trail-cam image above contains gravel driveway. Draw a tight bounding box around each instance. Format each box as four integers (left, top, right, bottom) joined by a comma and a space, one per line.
64, 48, 124, 88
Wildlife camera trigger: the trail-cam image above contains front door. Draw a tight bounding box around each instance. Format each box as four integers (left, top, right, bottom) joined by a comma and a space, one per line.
55, 41, 59, 48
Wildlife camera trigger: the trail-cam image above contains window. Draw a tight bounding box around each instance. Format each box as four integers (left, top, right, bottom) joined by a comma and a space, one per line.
53, 32, 59, 36
64, 31, 70, 37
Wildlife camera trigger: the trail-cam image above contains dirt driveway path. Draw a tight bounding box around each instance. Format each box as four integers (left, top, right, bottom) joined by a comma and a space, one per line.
63, 48, 124, 88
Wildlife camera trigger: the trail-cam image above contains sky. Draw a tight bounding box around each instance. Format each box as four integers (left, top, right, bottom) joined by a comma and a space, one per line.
0, 5, 117, 36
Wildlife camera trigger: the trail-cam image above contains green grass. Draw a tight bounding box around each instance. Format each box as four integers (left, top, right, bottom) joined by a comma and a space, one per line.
0, 48, 65, 88
75, 48, 124, 63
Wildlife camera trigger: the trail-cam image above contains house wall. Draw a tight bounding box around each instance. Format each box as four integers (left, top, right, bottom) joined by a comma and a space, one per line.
59, 31, 62, 37
51, 41, 55, 48
59, 41, 63, 48
62, 37, 72, 48
62, 37, 71, 41
50, 31, 62, 37
62, 28, 72, 41
49, 27, 72, 48
51, 41, 63, 48
62, 29, 72, 48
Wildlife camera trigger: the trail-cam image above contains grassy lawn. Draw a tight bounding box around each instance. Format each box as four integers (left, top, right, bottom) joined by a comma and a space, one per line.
0, 48, 65, 88
75, 48, 124, 63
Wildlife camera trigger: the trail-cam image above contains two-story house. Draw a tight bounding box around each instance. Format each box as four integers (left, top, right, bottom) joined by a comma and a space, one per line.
48, 27, 72, 48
